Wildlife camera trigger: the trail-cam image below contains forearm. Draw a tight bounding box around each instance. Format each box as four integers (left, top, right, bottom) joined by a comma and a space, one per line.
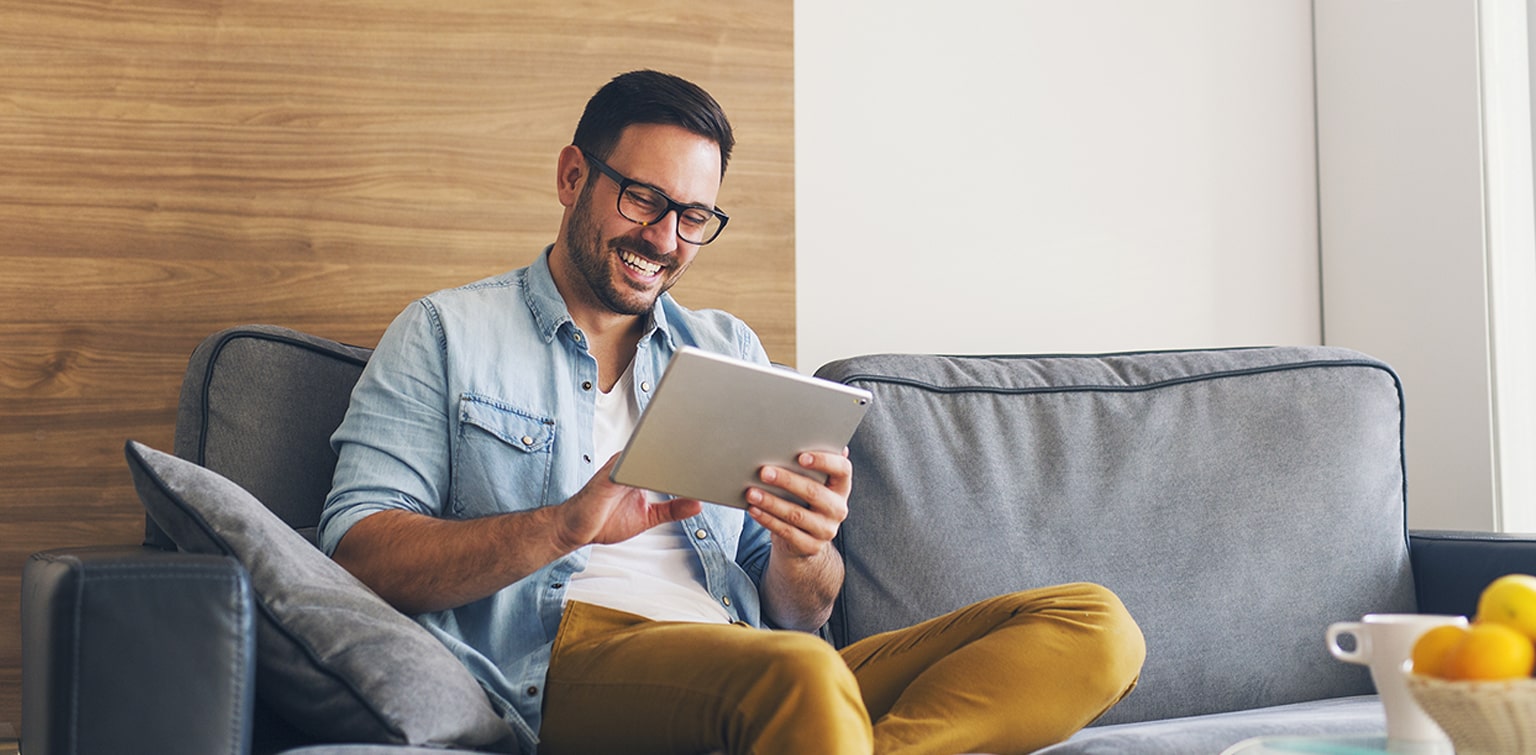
330, 455, 701, 615
760, 542, 845, 631
332, 507, 575, 615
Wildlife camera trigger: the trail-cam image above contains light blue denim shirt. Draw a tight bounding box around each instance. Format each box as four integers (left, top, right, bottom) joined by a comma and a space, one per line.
319, 249, 773, 749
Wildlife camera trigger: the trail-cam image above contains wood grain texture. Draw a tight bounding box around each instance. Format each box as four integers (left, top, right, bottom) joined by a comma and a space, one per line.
0, 0, 793, 727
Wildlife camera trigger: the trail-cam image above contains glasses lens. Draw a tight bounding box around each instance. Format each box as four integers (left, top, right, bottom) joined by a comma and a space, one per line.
618, 185, 667, 222
617, 185, 723, 245
676, 209, 723, 245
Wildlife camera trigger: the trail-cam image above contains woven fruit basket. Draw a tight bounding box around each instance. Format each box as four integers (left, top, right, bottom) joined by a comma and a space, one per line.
1406, 674, 1536, 754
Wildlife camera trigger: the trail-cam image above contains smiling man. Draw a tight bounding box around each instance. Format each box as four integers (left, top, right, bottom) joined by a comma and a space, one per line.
319, 70, 1145, 755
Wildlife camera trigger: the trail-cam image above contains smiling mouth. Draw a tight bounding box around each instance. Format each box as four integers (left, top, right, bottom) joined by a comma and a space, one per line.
620, 249, 664, 277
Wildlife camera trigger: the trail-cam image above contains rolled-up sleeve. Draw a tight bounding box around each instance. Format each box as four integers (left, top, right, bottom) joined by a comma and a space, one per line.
319, 300, 452, 556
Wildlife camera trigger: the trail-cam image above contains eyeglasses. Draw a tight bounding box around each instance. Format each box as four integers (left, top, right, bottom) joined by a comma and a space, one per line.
581, 151, 730, 246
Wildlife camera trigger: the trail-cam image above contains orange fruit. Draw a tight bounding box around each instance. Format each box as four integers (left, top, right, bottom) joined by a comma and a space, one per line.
1411, 623, 1471, 678
1442, 622, 1536, 680
1476, 574, 1536, 640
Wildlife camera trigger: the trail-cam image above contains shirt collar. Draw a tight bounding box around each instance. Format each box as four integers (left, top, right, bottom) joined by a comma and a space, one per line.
523, 246, 676, 349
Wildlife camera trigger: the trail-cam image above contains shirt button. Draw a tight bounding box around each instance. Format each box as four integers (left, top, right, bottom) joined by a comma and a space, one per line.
721, 596, 732, 607
572, 333, 583, 343
551, 582, 563, 589
582, 381, 593, 391
694, 529, 708, 540
583, 454, 592, 463
521, 435, 535, 446
526, 686, 539, 697
641, 381, 652, 392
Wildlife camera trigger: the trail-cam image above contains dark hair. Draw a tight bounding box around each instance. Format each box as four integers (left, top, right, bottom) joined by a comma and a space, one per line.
571, 70, 735, 176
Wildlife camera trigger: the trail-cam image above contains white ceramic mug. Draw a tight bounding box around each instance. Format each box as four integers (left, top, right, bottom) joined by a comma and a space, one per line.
1326, 613, 1467, 743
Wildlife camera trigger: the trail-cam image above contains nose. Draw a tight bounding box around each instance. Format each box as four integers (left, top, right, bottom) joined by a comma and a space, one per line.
638, 209, 682, 252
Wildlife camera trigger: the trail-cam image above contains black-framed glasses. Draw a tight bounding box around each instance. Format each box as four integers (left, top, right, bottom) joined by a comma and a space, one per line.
581, 150, 730, 245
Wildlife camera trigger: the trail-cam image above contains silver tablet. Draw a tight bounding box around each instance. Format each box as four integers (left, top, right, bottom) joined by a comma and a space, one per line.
610, 347, 874, 508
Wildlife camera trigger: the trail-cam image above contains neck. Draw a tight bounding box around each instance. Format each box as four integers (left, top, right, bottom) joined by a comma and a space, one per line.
546, 244, 650, 390
582, 315, 647, 393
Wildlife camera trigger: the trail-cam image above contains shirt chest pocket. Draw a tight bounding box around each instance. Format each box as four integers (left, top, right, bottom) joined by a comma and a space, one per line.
453, 394, 557, 517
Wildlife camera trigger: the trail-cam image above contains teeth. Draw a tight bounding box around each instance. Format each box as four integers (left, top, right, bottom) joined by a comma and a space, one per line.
621, 250, 662, 275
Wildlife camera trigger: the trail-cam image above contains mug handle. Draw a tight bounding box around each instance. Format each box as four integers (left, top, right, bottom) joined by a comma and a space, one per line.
1326, 621, 1368, 664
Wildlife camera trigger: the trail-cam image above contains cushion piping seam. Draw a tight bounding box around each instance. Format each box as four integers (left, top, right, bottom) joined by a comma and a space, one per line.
831, 358, 1390, 396
67, 558, 82, 755
193, 328, 369, 466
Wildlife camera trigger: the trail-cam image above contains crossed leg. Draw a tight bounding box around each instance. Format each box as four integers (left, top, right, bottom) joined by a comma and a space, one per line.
539, 601, 873, 754
841, 582, 1145, 755
539, 582, 1143, 755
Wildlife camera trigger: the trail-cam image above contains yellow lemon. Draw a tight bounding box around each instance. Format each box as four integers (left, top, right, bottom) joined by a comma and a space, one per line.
1411, 623, 1471, 679
1443, 622, 1536, 680
1476, 574, 1536, 641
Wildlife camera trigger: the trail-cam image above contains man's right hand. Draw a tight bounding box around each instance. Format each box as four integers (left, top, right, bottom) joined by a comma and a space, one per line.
333, 454, 701, 615
554, 454, 703, 550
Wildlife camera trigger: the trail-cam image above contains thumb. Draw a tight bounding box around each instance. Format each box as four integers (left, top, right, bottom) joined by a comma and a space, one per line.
652, 498, 703, 525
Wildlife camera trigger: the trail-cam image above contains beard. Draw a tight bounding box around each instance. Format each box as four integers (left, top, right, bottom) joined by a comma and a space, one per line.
563, 181, 688, 317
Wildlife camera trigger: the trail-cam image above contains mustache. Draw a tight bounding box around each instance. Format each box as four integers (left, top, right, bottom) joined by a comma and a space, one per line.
610, 237, 666, 264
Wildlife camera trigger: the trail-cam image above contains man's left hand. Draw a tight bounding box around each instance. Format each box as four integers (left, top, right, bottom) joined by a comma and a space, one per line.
747, 449, 851, 558
749, 449, 850, 630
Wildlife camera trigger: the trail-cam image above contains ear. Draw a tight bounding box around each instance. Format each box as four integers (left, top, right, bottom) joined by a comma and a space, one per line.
556, 145, 588, 208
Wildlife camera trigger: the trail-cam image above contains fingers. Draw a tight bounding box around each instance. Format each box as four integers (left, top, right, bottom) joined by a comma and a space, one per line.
564, 455, 688, 547
746, 497, 831, 557
570, 454, 626, 504
595, 453, 627, 489
747, 452, 852, 556
761, 451, 853, 507
807, 449, 853, 488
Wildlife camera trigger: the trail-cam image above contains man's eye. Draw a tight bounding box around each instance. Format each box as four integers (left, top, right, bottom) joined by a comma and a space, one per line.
624, 188, 666, 212
680, 210, 712, 228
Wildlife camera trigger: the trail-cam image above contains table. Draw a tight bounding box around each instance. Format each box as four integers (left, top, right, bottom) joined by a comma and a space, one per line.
1221, 735, 1453, 755
0, 722, 16, 755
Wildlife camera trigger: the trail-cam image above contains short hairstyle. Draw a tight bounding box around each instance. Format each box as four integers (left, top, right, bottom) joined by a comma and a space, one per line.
571, 70, 735, 176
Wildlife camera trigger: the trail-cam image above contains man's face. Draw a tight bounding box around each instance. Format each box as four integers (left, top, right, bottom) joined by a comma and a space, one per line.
560, 123, 723, 318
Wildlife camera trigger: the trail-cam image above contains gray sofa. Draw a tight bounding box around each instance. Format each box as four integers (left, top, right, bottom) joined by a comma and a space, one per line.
22, 324, 1536, 755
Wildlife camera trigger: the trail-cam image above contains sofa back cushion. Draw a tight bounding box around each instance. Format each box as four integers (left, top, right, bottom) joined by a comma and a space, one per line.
162, 325, 373, 548
815, 347, 1414, 726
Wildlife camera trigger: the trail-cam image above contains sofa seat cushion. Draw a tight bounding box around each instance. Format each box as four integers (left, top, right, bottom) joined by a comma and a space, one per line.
1036, 695, 1386, 754
125, 440, 519, 752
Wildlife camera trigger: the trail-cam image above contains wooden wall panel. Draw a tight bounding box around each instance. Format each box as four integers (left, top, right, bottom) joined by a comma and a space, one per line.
0, 0, 793, 728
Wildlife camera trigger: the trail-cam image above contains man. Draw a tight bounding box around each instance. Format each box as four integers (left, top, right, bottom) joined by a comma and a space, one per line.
321, 70, 1144, 755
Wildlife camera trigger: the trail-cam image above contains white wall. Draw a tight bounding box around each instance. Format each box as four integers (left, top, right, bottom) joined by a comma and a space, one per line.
795, 1, 1322, 373
796, 1, 1536, 533
1313, 1, 1509, 532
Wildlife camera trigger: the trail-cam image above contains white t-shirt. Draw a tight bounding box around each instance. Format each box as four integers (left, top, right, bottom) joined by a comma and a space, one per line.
563, 362, 732, 623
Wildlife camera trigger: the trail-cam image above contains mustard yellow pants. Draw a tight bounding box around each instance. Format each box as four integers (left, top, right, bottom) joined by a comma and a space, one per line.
539, 582, 1145, 755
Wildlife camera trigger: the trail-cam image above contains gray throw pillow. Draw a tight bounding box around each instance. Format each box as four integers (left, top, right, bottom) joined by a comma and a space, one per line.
125, 440, 518, 752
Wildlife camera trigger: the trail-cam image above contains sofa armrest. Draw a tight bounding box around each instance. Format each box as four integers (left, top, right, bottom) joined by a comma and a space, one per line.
23, 545, 257, 755
1409, 529, 1536, 617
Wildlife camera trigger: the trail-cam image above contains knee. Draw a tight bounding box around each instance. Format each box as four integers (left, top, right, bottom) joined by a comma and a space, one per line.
755, 632, 861, 698
991, 582, 1145, 697
1062, 582, 1146, 698
736, 632, 872, 749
